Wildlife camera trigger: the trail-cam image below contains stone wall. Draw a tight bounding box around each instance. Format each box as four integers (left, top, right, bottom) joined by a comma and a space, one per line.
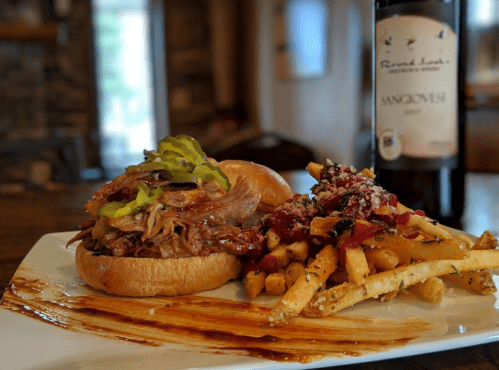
164, 0, 217, 140
0, 0, 98, 187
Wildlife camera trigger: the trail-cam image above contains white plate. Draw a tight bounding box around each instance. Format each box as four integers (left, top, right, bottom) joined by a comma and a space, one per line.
1, 231, 499, 370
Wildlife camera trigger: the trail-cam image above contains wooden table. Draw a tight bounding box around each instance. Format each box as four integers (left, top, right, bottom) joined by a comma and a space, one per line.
1, 172, 499, 370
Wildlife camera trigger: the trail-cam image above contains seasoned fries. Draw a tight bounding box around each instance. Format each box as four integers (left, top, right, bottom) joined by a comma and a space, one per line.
364, 247, 400, 270
244, 160, 499, 326
244, 270, 267, 299
302, 250, 499, 317
443, 270, 497, 295
265, 272, 287, 295
285, 261, 306, 289
407, 277, 445, 303
269, 245, 338, 326
362, 234, 469, 262
473, 230, 498, 250
344, 247, 370, 286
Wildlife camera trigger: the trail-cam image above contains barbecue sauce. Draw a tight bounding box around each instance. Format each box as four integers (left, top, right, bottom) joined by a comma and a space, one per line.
1, 274, 430, 364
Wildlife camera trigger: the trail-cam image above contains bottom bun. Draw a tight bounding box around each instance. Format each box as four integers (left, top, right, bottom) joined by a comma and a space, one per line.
75, 244, 242, 297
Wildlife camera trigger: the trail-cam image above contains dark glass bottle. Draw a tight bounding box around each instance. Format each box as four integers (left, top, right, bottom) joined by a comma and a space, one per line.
372, 0, 467, 228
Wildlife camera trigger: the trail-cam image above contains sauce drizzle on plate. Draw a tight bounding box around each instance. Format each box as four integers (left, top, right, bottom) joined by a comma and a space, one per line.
1, 274, 430, 364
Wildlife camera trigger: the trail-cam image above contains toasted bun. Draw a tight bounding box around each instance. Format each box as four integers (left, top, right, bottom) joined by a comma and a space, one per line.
218, 159, 293, 213
75, 244, 242, 297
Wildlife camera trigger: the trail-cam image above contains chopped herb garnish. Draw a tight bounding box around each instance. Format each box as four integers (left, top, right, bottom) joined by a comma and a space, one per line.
450, 265, 463, 278
399, 280, 405, 289
422, 237, 441, 244
341, 187, 359, 197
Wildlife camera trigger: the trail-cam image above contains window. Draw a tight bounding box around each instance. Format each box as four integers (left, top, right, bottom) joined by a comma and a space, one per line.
468, 0, 499, 27
286, 0, 329, 77
92, 0, 157, 178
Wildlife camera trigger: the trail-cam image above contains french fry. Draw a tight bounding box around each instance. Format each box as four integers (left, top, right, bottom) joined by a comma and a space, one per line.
395, 203, 412, 213
302, 250, 499, 317
269, 244, 291, 268
244, 270, 267, 299
443, 270, 497, 295
360, 168, 375, 178
310, 216, 342, 237
265, 272, 287, 295
402, 214, 454, 240
286, 241, 309, 262
268, 245, 338, 326
364, 247, 400, 270
251, 161, 499, 327
266, 228, 281, 251
306, 162, 323, 181
362, 234, 469, 262
345, 247, 370, 286
473, 231, 498, 250
269, 241, 309, 269
285, 261, 306, 289
373, 205, 393, 215
407, 277, 445, 303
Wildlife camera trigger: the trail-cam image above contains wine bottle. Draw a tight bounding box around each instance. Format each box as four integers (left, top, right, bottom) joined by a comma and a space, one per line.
372, 0, 466, 228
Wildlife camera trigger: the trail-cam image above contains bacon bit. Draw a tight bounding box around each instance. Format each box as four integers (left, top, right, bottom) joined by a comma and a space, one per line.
405, 232, 420, 239
338, 222, 385, 264
395, 212, 411, 225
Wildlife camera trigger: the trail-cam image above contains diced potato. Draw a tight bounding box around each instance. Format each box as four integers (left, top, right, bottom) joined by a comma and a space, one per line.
361, 168, 375, 178
244, 270, 267, 299
473, 231, 498, 250
306, 162, 323, 181
269, 244, 292, 268
285, 241, 309, 262
265, 272, 287, 295
266, 228, 281, 251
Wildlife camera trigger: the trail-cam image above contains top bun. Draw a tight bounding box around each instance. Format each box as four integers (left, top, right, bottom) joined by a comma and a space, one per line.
218, 160, 293, 213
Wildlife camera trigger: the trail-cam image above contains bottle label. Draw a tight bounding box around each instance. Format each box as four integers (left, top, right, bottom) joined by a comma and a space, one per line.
375, 15, 457, 161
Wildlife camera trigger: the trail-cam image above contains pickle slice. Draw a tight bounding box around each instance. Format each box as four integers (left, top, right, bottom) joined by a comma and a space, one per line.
98, 182, 164, 218
125, 135, 230, 191
158, 135, 206, 165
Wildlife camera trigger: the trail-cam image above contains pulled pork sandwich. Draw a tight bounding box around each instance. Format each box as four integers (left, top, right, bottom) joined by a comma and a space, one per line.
68, 135, 293, 297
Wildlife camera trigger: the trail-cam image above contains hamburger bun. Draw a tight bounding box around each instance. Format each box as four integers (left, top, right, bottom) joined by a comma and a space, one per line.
218, 159, 293, 213
73, 159, 293, 297
76, 244, 242, 297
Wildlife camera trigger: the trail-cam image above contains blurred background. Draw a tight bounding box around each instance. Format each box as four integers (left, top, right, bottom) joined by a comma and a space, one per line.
0, 0, 498, 219
1, 0, 499, 288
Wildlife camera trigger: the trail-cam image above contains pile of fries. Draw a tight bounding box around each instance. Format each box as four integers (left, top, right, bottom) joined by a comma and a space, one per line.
244, 161, 499, 327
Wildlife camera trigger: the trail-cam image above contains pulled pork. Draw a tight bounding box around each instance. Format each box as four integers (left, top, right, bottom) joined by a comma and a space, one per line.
68, 171, 265, 259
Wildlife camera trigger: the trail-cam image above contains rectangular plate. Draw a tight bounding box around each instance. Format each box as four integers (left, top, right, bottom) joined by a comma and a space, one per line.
1, 231, 499, 370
